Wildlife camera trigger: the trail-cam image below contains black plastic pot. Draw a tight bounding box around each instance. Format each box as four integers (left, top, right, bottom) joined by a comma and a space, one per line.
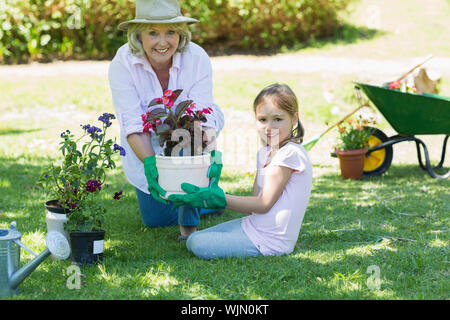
69, 230, 106, 265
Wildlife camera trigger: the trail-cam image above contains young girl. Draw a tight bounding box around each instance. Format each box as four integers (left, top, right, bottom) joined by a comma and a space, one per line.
168, 83, 313, 259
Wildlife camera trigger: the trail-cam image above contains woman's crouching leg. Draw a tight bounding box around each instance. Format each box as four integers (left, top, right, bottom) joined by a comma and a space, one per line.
135, 188, 178, 227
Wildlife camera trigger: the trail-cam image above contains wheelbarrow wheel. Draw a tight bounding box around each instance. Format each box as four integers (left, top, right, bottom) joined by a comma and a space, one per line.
363, 127, 393, 176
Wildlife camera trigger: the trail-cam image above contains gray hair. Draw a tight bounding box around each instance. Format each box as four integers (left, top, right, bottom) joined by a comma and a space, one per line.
127, 23, 191, 57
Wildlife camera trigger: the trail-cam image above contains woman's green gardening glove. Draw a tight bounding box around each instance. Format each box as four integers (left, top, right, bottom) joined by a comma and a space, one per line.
167, 182, 226, 210
144, 155, 167, 204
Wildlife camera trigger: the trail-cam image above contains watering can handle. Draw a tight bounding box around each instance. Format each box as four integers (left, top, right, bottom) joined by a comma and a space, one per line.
13, 239, 38, 257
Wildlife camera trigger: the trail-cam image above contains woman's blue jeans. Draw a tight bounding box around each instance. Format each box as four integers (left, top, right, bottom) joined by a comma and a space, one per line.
186, 218, 262, 260
136, 188, 217, 227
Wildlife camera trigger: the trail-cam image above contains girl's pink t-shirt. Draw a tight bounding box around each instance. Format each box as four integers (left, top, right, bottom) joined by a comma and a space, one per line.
241, 142, 313, 256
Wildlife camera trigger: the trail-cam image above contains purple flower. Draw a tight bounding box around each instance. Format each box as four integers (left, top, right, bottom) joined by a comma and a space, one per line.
114, 143, 126, 156
87, 126, 102, 134
60, 129, 70, 138
86, 180, 102, 193
113, 190, 123, 200
98, 113, 115, 127
81, 124, 102, 139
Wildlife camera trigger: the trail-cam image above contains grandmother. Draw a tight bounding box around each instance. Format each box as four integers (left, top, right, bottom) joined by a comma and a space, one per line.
108, 0, 224, 240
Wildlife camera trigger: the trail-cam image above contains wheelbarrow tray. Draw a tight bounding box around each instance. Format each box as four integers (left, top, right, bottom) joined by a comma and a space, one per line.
355, 83, 450, 135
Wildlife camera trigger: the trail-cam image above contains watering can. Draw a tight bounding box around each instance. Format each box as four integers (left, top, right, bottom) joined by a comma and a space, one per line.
0, 221, 70, 297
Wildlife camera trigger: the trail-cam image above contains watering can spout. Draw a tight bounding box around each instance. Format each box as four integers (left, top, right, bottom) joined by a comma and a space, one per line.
9, 248, 51, 290
0, 221, 71, 296
9, 229, 71, 290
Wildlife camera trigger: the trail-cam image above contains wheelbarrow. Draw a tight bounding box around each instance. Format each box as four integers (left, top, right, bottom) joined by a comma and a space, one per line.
355, 82, 450, 179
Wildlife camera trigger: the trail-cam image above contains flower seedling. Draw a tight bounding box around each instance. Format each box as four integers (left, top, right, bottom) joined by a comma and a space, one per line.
141, 89, 213, 156
39, 113, 125, 231
335, 116, 376, 151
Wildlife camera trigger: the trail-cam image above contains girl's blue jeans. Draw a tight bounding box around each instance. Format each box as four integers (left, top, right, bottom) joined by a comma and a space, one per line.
186, 218, 262, 260
136, 188, 217, 227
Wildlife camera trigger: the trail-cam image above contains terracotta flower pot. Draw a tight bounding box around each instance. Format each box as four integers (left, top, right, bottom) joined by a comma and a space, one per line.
335, 148, 368, 180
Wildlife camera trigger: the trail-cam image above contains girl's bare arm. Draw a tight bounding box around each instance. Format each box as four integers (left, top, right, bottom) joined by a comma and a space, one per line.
225, 165, 293, 214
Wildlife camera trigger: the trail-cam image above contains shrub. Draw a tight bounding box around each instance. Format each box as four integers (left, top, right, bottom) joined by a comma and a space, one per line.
0, 0, 133, 63
0, 0, 354, 64
185, 0, 355, 52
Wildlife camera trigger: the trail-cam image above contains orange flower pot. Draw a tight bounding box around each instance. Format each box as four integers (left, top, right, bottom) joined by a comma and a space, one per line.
335, 148, 368, 180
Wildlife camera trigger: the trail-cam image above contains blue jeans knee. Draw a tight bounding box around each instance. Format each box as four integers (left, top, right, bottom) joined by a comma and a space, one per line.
135, 188, 200, 227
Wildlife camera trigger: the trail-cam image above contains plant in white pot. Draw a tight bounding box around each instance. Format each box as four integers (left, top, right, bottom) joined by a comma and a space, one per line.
38, 113, 125, 264
141, 89, 214, 198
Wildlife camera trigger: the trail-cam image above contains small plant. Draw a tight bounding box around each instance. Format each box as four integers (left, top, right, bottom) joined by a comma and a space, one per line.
66, 200, 106, 232
39, 113, 125, 230
335, 115, 375, 151
141, 89, 213, 156
387, 80, 420, 94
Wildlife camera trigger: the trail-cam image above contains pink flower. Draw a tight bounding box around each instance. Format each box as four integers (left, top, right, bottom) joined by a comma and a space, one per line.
155, 97, 162, 104
201, 108, 211, 114
185, 102, 196, 118
164, 90, 173, 98
186, 105, 194, 114
389, 80, 401, 89
162, 97, 174, 108
143, 122, 153, 133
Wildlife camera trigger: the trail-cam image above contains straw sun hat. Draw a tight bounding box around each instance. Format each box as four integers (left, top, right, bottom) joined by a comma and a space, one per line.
118, 0, 199, 31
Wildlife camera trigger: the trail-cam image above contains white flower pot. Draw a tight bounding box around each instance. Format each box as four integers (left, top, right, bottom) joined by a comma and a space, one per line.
156, 153, 210, 199
45, 200, 69, 241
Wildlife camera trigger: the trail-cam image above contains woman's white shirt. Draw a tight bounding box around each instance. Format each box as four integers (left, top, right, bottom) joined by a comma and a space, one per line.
108, 42, 224, 194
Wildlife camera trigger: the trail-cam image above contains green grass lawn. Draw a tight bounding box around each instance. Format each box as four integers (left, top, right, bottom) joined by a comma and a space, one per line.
0, 154, 448, 299
1, 0, 449, 300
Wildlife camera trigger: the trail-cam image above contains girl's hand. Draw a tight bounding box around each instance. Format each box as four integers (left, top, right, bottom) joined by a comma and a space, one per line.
168, 182, 226, 209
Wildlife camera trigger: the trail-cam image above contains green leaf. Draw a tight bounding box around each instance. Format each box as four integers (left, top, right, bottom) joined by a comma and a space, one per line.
146, 107, 167, 122
156, 123, 171, 135
174, 100, 193, 121
148, 98, 163, 108
172, 89, 183, 100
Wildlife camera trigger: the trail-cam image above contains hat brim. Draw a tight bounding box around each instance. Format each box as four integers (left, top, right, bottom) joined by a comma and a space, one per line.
118, 16, 199, 31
